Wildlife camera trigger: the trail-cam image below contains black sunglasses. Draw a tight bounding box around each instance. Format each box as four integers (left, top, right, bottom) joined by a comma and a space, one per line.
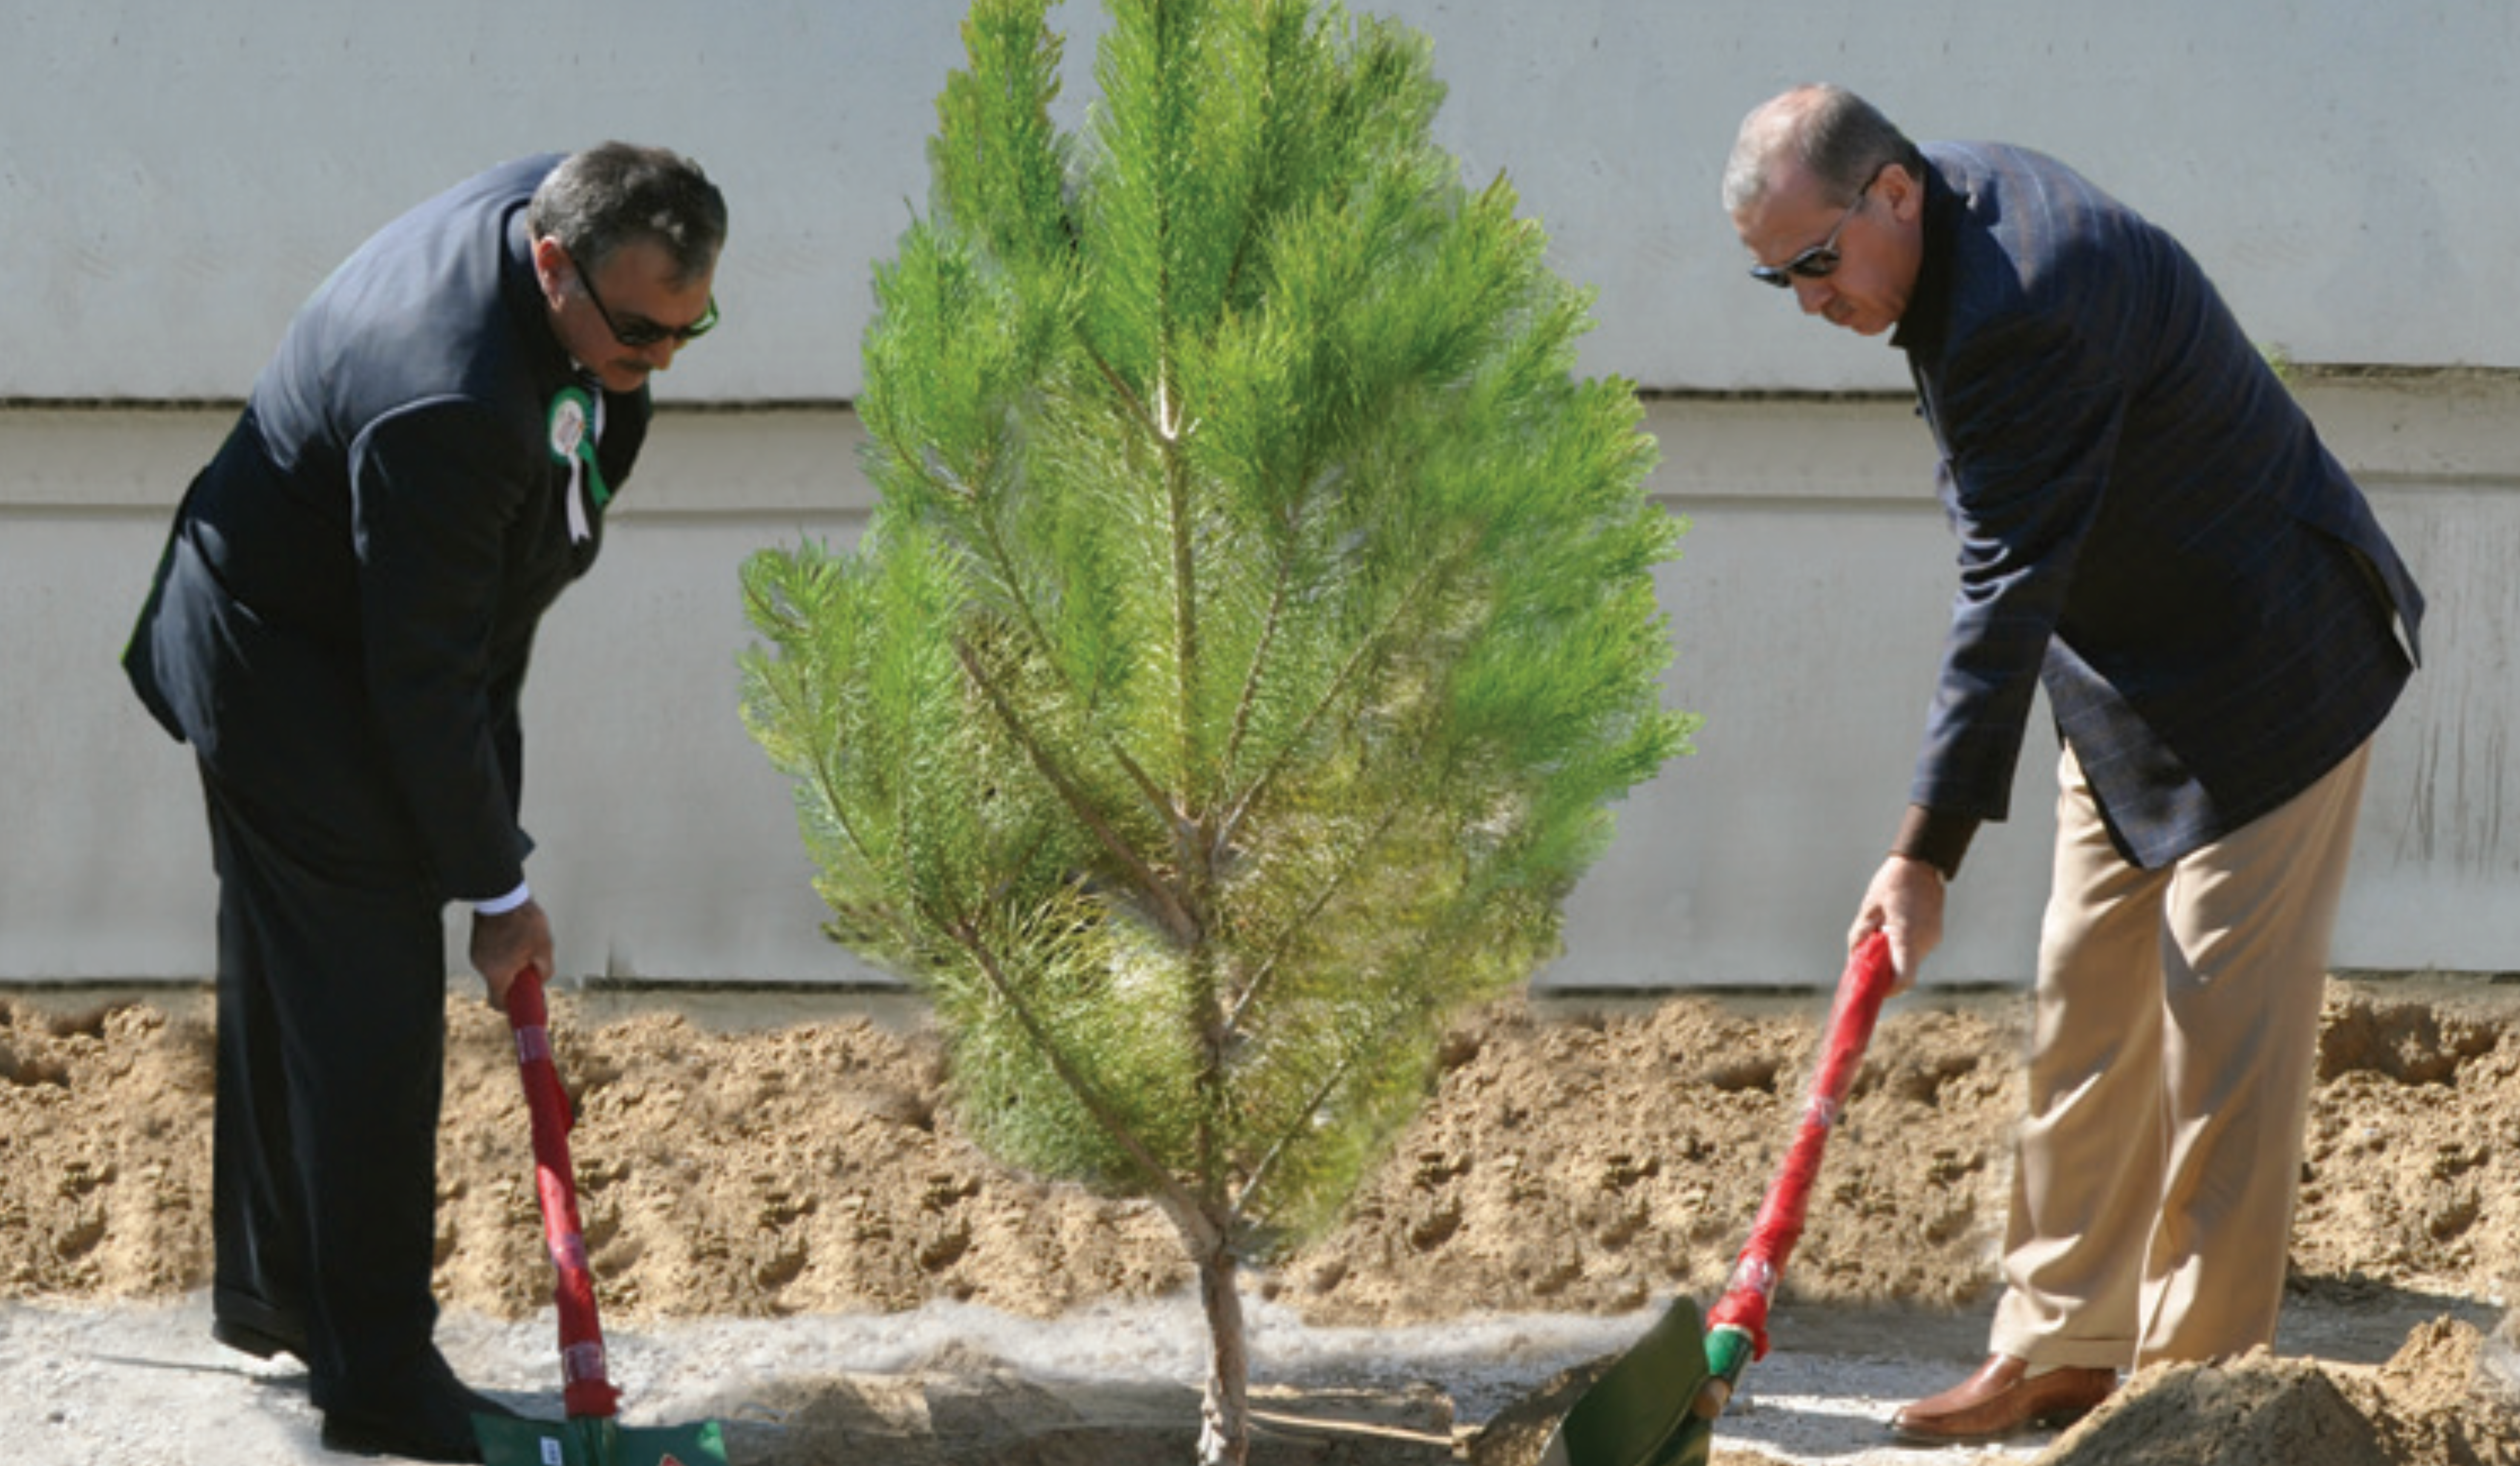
570, 248, 719, 348
1749, 164, 1887, 289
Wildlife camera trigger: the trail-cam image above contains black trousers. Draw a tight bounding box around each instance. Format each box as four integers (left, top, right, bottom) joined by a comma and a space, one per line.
202, 767, 450, 1413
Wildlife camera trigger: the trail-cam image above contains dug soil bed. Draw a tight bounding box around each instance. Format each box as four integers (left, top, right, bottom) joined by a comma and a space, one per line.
1, 971, 2514, 1463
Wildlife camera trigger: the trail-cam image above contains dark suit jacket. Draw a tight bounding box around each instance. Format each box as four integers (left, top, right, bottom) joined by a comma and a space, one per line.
126, 155, 649, 900
1894, 142, 2422, 870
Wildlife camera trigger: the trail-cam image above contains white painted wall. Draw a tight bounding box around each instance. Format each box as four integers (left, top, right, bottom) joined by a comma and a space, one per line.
1580, 382, 2520, 985
11, 1, 2513, 399
5, 2, 2512, 986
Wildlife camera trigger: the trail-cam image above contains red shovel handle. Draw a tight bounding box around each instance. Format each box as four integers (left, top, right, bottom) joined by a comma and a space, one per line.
504, 967, 621, 1421
1703, 931, 1898, 1361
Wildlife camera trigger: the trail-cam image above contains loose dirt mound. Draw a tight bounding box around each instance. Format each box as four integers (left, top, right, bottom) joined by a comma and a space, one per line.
2035, 1317, 2520, 1466
1, 975, 2513, 1464
431, 1009, 1189, 1323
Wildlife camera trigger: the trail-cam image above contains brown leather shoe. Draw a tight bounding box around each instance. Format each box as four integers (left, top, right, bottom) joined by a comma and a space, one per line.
1891, 1354, 2115, 1443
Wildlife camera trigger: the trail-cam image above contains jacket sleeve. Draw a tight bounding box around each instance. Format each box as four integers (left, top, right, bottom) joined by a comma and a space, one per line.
349, 398, 537, 901
1912, 311, 2128, 822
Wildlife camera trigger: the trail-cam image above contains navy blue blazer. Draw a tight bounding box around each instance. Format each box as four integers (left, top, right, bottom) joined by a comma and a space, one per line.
125, 156, 650, 900
1894, 142, 2422, 869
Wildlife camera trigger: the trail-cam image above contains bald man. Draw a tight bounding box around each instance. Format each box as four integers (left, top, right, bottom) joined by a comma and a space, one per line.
1723, 86, 2420, 1443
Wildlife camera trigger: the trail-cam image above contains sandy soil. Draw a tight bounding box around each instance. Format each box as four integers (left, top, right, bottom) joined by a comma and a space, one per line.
0, 972, 2513, 1463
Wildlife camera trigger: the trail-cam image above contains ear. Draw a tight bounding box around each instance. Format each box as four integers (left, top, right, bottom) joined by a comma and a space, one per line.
531, 235, 572, 308
1877, 163, 1925, 225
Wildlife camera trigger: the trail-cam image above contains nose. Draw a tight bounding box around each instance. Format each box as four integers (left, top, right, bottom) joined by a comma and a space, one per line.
641, 339, 682, 371
1793, 276, 1833, 317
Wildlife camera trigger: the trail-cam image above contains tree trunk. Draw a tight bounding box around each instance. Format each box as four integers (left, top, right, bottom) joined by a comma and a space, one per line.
1194, 1227, 1250, 1466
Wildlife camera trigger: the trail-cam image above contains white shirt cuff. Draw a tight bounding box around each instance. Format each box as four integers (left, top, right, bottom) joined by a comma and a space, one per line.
473, 881, 532, 916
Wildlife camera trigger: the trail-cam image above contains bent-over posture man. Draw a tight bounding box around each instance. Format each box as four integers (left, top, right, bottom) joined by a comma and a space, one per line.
126, 143, 726, 1462
1722, 85, 2422, 1443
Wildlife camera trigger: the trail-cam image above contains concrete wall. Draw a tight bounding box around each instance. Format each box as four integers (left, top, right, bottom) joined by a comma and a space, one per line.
6, 2, 2514, 986
12, 2, 2514, 400
1574, 378, 2520, 985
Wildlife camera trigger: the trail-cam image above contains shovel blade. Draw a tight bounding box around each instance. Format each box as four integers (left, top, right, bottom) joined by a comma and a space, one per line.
1534, 1296, 1716, 1466
475, 1411, 729, 1466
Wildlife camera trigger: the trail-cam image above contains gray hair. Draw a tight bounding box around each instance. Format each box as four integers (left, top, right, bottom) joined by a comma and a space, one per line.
1722, 85, 1925, 214
527, 141, 728, 285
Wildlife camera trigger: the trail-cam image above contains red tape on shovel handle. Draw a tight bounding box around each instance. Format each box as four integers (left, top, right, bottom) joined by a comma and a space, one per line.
1704, 931, 1898, 1365
504, 968, 622, 1421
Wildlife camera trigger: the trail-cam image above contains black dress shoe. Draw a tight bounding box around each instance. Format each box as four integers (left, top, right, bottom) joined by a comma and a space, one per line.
211, 1313, 309, 1363
319, 1356, 520, 1463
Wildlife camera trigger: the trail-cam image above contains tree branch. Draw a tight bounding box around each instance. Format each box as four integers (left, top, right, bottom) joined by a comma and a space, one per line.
741, 588, 928, 959
928, 451, 1178, 825
1215, 533, 1468, 855
1228, 1058, 1351, 1227
1222, 551, 1292, 781
955, 635, 1201, 944
945, 916, 1222, 1256
1224, 799, 1406, 1038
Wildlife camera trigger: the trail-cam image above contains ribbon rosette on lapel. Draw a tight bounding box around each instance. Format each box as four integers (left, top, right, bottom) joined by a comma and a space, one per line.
547, 383, 609, 544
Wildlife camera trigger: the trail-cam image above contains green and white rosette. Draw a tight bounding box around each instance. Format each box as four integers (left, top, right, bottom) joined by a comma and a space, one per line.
547, 384, 609, 544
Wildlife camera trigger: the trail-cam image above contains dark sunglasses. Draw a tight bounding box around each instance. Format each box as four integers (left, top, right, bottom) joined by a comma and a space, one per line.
570, 248, 719, 348
1749, 164, 1887, 289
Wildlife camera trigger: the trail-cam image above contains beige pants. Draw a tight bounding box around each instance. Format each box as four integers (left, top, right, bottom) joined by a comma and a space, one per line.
1989, 738, 2373, 1373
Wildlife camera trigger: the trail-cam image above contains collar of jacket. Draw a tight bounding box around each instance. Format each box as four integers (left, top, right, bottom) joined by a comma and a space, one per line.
500, 207, 581, 389
1891, 153, 1960, 361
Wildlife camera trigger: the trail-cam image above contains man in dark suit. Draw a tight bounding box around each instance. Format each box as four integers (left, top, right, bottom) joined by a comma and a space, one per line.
1722, 86, 2422, 1442
124, 143, 726, 1463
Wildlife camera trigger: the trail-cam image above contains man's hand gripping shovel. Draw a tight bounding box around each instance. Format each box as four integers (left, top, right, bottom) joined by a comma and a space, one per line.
473, 968, 730, 1466
1537, 932, 1899, 1466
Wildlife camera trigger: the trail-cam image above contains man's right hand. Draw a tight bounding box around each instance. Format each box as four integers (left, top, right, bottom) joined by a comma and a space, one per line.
1849, 854, 1946, 994
470, 898, 554, 1011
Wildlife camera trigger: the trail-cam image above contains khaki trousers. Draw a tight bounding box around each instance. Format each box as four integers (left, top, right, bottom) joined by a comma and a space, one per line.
1989, 738, 2373, 1372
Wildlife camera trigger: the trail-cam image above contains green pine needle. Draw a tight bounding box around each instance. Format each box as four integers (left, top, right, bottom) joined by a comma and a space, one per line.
739, 3, 1694, 1439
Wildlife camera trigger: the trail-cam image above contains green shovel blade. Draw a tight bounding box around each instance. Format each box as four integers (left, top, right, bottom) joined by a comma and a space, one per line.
474, 1411, 729, 1466
1535, 1295, 1716, 1466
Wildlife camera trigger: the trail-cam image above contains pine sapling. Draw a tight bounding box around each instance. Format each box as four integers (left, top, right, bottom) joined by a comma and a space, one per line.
740, 2, 1695, 1460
